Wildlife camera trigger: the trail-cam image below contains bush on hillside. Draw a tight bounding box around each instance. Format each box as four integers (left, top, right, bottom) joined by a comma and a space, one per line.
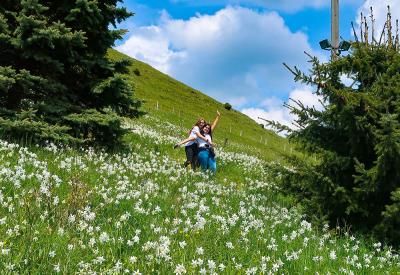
224, 103, 232, 110
134, 68, 141, 76
0, 1, 142, 147
268, 13, 400, 245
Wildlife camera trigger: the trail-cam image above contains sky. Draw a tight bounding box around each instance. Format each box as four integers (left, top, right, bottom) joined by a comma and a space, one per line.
114, 0, 400, 129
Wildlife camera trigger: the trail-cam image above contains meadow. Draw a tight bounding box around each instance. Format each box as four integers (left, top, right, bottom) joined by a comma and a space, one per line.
0, 115, 399, 274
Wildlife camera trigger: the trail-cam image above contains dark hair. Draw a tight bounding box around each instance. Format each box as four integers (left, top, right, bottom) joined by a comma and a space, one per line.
201, 123, 212, 139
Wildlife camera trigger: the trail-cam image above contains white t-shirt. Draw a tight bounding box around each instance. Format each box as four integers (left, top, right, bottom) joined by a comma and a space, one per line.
197, 134, 212, 148
185, 126, 200, 146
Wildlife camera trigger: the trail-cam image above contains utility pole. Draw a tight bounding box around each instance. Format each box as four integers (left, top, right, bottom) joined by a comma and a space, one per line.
320, 0, 349, 56
331, 0, 339, 60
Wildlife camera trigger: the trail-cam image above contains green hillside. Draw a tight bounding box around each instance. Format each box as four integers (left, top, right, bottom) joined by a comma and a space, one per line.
108, 49, 289, 161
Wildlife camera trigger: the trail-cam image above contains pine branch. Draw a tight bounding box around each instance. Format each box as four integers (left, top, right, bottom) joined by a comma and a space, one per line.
258, 117, 292, 134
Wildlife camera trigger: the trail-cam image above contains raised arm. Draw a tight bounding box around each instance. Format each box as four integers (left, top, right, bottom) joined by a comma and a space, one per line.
211, 110, 221, 132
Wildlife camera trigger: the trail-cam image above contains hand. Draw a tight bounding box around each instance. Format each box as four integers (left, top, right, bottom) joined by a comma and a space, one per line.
217, 110, 221, 116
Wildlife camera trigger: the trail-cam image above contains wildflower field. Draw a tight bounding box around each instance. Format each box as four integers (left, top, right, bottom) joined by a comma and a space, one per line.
0, 116, 399, 274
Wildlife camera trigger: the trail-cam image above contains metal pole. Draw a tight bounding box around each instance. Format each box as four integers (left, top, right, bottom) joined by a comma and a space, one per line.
331, 0, 339, 60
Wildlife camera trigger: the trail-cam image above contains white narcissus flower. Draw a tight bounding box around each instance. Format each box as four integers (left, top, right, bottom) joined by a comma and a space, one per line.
54, 264, 60, 273
174, 264, 186, 274
330, 250, 337, 260
99, 232, 109, 243
179, 241, 186, 248
196, 247, 204, 255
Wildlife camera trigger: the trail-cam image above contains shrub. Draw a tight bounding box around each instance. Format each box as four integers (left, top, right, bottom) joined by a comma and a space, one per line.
134, 68, 141, 76
224, 103, 232, 110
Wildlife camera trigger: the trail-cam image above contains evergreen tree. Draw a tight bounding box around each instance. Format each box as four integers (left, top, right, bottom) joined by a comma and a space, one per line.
0, 0, 141, 146
269, 9, 400, 244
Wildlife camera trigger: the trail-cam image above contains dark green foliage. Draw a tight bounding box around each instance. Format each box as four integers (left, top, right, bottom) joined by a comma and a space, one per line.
271, 22, 400, 244
224, 102, 232, 110
65, 109, 126, 146
0, 0, 141, 146
133, 68, 141, 76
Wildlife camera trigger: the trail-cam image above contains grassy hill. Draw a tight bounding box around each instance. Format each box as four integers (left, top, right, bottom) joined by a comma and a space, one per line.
108, 49, 289, 161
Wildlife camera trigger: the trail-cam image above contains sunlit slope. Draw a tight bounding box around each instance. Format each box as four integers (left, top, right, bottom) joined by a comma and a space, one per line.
109, 49, 289, 160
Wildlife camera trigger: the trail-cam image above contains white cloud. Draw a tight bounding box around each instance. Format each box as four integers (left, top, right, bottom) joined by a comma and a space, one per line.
260, 96, 282, 108
115, 24, 186, 73
242, 107, 293, 132
356, 0, 400, 40
116, 6, 319, 108
242, 87, 323, 133
290, 88, 323, 110
170, 0, 362, 13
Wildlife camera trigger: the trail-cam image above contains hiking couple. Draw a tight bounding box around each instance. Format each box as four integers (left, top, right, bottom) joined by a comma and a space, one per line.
174, 111, 221, 173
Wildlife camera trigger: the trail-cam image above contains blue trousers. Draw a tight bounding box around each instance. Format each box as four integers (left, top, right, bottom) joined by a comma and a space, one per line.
198, 149, 216, 173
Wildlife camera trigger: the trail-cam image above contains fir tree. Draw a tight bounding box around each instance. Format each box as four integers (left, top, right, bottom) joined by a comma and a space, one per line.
0, 0, 141, 146
269, 8, 400, 244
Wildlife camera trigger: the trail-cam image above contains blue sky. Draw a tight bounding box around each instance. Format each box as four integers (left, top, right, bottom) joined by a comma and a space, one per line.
117, 0, 362, 47
114, 0, 398, 127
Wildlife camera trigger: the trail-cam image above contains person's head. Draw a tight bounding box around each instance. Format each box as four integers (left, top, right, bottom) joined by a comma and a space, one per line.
195, 118, 206, 128
202, 123, 212, 135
